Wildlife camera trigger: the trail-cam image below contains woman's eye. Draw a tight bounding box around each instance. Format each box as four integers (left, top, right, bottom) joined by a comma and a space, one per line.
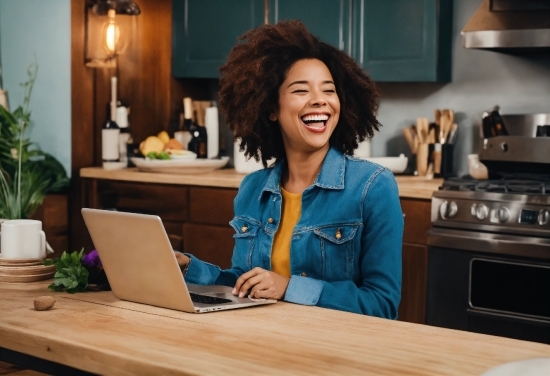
324, 89, 336, 93
292, 89, 308, 94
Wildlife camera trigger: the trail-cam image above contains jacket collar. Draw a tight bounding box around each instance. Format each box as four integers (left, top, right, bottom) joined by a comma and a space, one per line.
262, 147, 346, 196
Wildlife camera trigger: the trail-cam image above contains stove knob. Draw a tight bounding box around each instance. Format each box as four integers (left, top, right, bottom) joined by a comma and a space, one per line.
539, 209, 550, 226
497, 207, 510, 223
471, 203, 477, 217
440, 201, 458, 219
476, 204, 489, 220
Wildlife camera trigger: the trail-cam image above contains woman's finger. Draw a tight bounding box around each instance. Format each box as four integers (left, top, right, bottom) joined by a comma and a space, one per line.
237, 273, 264, 297
233, 267, 265, 295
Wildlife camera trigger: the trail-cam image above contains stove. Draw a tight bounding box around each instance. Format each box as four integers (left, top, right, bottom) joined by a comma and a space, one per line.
432, 177, 550, 242
425, 110, 550, 344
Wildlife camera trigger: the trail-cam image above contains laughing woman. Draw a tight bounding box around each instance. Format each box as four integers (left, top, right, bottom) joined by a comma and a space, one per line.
175, 20, 403, 318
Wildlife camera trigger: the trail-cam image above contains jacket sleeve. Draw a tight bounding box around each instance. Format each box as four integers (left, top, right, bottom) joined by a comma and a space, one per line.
181, 253, 245, 287
283, 168, 403, 318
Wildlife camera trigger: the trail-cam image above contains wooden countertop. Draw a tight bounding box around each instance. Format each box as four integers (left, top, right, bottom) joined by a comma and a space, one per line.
1, 282, 548, 375
80, 167, 442, 199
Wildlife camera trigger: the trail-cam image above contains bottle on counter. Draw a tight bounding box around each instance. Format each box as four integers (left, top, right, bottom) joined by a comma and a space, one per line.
102, 76, 120, 164
186, 97, 208, 158
205, 102, 219, 158
176, 97, 194, 152
117, 104, 132, 165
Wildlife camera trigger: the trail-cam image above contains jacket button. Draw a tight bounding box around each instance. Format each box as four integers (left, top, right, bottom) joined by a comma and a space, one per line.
335, 228, 342, 240
300, 272, 307, 277
241, 226, 248, 233
268, 218, 274, 224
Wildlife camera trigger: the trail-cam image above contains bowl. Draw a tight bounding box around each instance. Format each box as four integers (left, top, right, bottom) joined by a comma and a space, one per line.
364, 154, 408, 173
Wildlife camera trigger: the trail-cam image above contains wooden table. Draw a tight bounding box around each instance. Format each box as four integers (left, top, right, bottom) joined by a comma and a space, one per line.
1, 282, 549, 375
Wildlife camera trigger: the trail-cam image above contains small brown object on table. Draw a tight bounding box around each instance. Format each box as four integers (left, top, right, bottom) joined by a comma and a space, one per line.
33, 296, 56, 311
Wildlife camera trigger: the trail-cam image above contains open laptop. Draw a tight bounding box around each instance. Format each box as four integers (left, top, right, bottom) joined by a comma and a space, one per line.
81, 208, 276, 313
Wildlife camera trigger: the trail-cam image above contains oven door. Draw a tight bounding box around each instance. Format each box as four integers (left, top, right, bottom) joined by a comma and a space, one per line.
427, 228, 550, 344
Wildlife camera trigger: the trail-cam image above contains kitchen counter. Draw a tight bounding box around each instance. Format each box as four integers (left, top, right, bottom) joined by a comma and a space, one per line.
1, 282, 549, 375
80, 167, 442, 200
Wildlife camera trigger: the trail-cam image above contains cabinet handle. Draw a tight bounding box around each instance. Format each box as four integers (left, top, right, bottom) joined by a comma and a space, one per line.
264, 0, 269, 24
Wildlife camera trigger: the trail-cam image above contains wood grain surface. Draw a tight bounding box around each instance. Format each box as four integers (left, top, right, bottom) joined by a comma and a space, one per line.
0, 282, 548, 375
80, 167, 442, 199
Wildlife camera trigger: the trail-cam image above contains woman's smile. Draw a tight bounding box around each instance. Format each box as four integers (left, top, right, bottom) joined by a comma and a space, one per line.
275, 58, 340, 153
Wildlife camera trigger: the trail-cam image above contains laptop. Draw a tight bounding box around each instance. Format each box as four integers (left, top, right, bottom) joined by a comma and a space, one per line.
81, 208, 276, 313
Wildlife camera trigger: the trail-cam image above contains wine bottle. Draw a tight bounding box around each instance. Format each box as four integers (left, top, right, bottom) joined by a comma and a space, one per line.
102, 76, 120, 163
185, 97, 208, 158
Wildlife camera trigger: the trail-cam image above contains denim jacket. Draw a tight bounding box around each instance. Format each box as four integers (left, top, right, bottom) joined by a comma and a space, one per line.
184, 147, 403, 318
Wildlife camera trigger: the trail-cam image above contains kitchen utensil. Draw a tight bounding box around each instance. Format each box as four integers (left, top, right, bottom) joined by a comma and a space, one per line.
416, 144, 429, 176
402, 127, 417, 154
448, 123, 458, 144
440, 110, 451, 143
416, 118, 426, 144
434, 109, 441, 143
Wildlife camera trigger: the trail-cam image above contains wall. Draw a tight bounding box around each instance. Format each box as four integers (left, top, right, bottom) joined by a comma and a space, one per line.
0, 0, 71, 176
374, 0, 550, 176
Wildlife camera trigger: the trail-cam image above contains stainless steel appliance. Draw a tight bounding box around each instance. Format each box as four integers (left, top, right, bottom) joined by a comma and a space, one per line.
426, 111, 550, 344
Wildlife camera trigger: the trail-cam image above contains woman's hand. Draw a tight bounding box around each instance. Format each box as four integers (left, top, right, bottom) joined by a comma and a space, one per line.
174, 252, 190, 268
232, 267, 290, 300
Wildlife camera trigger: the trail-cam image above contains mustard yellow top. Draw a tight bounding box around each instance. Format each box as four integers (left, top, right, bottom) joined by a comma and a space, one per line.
271, 188, 302, 277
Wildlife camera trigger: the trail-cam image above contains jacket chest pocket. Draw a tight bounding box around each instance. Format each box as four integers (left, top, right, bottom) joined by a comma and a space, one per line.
230, 216, 261, 269
314, 224, 359, 281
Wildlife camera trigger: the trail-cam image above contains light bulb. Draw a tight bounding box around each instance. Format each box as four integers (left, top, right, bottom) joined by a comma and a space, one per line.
102, 9, 120, 56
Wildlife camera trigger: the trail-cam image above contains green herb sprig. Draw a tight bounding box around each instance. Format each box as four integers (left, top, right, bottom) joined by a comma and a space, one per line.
44, 249, 89, 293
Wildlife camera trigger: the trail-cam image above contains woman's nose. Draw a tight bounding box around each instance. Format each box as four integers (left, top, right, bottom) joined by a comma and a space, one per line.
308, 92, 327, 107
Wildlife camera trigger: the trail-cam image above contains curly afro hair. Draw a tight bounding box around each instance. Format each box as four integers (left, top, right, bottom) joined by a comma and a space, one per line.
219, 20, 380, 166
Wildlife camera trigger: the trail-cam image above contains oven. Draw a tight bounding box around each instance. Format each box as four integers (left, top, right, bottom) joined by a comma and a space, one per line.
426, 186, 550, 344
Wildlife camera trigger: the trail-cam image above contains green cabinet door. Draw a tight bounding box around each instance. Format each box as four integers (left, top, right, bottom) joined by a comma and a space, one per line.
172, 0, 265, 78
354, 0, 452, 82
269, 0, 352, 54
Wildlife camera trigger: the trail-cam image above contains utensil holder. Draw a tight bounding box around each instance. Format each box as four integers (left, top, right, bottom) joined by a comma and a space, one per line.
416, 143, 454, 178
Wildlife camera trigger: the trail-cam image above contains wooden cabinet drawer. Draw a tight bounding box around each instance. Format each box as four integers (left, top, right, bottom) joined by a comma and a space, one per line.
401, 198, 432, 245
189, 187, 237, 226
183, 223, 234, 269
97, 181, 189, 222
398, 243, 428, 324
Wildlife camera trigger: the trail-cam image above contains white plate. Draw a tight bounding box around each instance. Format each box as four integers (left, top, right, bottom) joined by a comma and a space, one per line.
131, 156, 229, 174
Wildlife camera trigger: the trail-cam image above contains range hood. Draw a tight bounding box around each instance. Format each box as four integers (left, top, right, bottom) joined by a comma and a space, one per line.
462, 0, 550, 49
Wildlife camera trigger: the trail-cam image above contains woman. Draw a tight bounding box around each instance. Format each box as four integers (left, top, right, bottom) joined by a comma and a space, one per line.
175, 20, 403, 318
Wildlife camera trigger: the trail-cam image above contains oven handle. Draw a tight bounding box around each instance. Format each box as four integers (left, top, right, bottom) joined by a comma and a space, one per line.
467, 308, 550, 325
427, 227, 550, 259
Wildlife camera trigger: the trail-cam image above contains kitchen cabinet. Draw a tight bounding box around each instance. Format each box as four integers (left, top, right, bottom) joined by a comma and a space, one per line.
172, 0, 451, 82
353, 0, 453, 82
399, 197, 432, 324
268, 0, 352, 53
172, 0, 265, 78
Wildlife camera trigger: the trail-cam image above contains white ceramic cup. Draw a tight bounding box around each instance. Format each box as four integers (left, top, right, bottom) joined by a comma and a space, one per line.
0, 219, 48, 259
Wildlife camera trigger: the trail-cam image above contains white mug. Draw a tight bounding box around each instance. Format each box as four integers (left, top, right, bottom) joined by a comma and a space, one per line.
0, 219, 50, 259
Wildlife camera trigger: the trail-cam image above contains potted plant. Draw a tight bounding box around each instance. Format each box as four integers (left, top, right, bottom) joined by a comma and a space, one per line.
0, 61, 69, 222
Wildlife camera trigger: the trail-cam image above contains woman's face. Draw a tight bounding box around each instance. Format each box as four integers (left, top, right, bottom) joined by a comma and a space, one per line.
274, 58, 340, 155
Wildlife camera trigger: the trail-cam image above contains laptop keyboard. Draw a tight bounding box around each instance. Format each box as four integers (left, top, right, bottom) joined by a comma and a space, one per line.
189, 292, 233, 305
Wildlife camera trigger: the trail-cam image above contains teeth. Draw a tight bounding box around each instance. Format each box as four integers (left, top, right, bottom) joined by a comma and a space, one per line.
302, 114, 329, 122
